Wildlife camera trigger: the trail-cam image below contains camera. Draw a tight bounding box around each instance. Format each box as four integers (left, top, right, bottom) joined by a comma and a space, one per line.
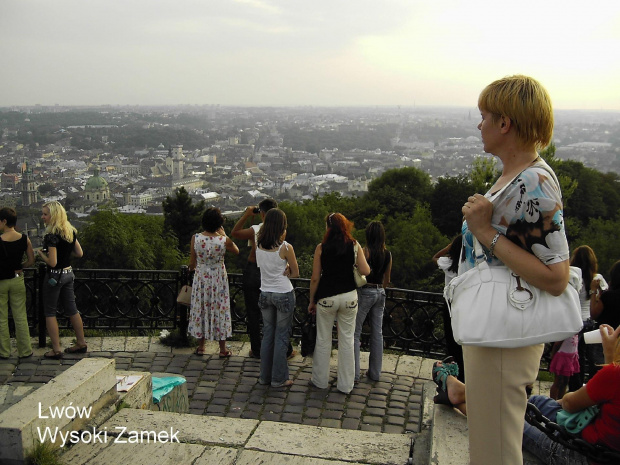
253, 207, 261, 214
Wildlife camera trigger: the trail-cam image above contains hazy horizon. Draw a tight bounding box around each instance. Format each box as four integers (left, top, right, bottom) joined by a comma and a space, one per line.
2, 1, 620, 110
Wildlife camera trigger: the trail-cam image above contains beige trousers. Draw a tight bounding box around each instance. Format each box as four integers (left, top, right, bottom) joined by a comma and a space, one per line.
463, 344, 544, 465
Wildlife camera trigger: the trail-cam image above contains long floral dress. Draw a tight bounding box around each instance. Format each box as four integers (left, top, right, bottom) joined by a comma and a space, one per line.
187, 234, 232, 341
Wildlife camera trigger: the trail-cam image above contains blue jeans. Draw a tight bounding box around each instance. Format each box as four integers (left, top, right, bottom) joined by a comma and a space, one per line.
258, 291, 295, 387
523, 395, 589, 465
354, 287, 385, 381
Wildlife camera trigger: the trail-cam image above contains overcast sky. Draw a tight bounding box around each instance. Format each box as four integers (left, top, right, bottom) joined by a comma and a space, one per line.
2, 0, 620, 109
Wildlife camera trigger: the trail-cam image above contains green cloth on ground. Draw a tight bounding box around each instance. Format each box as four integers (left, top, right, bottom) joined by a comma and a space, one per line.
152, 376, 186, 403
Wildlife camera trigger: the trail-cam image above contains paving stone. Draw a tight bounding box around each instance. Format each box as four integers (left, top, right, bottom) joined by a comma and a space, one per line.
344, 408, 363, 418
206, 404, 227, 414
319, 418, 341, 428
286, 392, 306, 405
304, 407, 321, 419
261, 412, 281, 421
302, 417, 321, 426
368, 399, 386, 408
360, 424, 382, 432
386, 415, 406, 426
341, 418, 360, 430
241, 410, 260, 419
362, 415, 383, 425
322, 409, 343, 420
324, 402, 343, 411
283, 404, 304, 414
211, 397, 231, 406
383, 425, 405, 434
264, 403, 283, 413
365, 407, 386, 416
386, 408, 406, 417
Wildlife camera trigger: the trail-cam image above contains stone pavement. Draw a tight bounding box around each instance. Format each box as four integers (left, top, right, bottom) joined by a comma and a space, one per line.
0, 336, 427, 436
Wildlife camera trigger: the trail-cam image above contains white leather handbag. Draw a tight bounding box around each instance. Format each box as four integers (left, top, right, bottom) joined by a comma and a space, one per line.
445, 237, 583, 348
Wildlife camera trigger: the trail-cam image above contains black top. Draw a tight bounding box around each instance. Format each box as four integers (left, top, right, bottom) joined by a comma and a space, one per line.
314, 241, 356, 302
366, 250, 391, 285
598, 289, 620, 328
0, 234, 27, 280
44, 232, 76, 271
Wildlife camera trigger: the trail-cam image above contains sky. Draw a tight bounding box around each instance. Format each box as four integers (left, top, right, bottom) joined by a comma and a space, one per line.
2, 0, 620, 110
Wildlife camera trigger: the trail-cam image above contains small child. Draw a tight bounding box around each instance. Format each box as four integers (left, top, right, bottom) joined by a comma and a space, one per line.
549, 333, 580, 399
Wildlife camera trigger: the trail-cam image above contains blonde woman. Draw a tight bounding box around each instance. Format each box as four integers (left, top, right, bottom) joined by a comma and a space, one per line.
461, 76, 570, 464
37, 201, 87, 359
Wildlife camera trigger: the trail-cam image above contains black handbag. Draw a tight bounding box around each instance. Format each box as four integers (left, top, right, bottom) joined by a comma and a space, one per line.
301, 315, 317, 357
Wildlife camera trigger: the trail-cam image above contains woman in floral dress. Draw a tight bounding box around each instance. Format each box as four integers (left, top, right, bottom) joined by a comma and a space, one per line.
188, 208, 239, 357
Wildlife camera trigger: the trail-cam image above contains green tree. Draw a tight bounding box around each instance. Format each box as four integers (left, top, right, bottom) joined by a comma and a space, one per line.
162, 187, 205, 253
430, 174, 473, 237
77, 210, 183, 270
384, 205, 446, 289
469, 157, 499, 193
365, 167, 432, 218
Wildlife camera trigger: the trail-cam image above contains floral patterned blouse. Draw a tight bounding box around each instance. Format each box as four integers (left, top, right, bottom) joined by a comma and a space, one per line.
459, 158, 570, 273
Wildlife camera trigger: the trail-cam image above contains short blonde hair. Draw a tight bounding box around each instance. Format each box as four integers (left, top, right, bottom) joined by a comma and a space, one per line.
478, 75, 553, 150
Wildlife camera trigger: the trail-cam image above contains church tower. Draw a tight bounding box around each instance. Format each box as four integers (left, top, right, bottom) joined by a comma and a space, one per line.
20, 161, 38, 206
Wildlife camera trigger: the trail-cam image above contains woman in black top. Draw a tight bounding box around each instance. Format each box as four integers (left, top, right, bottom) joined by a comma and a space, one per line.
0, 208, 34, 359
37, 201, 87, 359
308, 213, 370, 394
354, 221, 392, 382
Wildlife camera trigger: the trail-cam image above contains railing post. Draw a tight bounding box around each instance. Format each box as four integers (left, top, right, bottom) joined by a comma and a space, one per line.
179, 265, 189, 344
37, 262, 47, 348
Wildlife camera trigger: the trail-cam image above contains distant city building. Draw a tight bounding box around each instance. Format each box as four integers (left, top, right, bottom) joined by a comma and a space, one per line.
83, 167, 110, 203
20, 161, 38, 206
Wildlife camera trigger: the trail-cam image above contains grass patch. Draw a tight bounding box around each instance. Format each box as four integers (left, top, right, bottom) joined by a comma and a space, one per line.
116, 400, 131, 412
159, 329, 196, 348
537, 370, 554, 383
26, 442, 63, 465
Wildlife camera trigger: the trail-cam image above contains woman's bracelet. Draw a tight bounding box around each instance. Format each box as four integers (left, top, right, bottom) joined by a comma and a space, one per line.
489, 231, 502, 258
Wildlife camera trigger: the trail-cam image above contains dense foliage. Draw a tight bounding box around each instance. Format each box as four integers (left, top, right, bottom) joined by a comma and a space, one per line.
73, 151, 620, 291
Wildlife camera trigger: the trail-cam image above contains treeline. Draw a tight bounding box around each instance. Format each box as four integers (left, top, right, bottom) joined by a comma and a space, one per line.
75, 145, 620, 293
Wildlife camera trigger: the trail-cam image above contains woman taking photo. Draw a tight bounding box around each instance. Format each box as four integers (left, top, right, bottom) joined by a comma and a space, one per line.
188, 207, 239, 357
308, 212, 370, 394
461, 75, 570, 464
0, 207, 35, 359
256, 208, 299, 388
37, 201, 87, 359
354, 221, 391, 382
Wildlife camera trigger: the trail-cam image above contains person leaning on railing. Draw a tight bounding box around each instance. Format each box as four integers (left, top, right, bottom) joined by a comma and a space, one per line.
0, 207, 35, 359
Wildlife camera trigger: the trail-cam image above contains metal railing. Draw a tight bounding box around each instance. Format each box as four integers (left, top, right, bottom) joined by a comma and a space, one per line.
20, 264, 449, 358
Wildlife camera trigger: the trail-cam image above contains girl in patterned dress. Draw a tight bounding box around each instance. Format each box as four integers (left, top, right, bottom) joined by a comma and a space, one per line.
188, 208, 239, 357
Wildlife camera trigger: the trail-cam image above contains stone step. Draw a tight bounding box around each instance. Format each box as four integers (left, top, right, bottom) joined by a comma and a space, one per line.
0, 358, 118, 465
61, 408, 412, 465
429, 379, 551, 464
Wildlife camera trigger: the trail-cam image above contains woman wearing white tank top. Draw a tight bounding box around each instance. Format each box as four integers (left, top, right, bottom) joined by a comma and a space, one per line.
255, 209, 299, 388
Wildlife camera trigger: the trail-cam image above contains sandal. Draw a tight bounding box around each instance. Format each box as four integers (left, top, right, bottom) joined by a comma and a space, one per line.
219, 350, 232, 358
64, 344, 88, 354
433, 385, 454, 408
194, 347, 206, 355
272, 380, 293, 388
44, 350, 63, 359
432, 359, 459, 392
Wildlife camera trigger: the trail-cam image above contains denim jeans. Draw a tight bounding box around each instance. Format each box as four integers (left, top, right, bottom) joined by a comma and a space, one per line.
43, 270, 79, 317
0, 275, 32, 358
523, 395, 589, 465
354, 287, 385, 381
258, 291, 295, 387
311, 290, 358, 394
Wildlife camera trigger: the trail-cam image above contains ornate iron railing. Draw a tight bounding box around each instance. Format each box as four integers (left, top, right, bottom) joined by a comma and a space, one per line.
17, 265, 552, 366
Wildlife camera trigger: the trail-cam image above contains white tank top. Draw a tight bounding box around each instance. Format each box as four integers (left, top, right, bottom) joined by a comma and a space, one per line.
256, 241, 294, 293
